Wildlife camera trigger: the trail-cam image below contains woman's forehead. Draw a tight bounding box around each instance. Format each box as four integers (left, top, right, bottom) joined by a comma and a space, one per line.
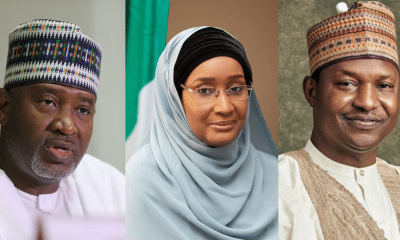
185, 57, 245, 85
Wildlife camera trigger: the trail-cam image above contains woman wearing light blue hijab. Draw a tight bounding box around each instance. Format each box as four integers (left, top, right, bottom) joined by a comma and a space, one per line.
126, 27, 278, 239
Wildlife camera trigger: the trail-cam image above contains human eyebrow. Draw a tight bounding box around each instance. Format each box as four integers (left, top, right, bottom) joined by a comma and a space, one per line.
32, 84, 66, 95
338, 69, 359, 78
76, 94, 96, 106
192, 74, 245, 84
191, 77, 215, 84
375, 73, 397, 81
227, 74, 245, 80
339, 69, 393, 80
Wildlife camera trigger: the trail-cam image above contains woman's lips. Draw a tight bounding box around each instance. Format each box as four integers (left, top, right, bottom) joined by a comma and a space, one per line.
210, 120, 235, 131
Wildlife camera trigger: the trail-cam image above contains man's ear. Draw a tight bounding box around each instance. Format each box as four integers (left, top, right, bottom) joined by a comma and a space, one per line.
0, 89, 11, 126
302, 76, 317, 108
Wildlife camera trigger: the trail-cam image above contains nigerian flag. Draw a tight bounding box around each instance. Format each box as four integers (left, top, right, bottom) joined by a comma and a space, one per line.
125, 0, 169, 159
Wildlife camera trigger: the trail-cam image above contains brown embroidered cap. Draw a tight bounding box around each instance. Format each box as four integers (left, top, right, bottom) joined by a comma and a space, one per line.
307, 1, 398, 76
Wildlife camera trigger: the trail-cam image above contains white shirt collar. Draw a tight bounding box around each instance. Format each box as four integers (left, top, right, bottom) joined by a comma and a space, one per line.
304, 140, 378, 179
16, 187, 61, 214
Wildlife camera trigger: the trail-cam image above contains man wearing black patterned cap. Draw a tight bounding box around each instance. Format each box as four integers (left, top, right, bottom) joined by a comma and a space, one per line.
0, 19, 124, 239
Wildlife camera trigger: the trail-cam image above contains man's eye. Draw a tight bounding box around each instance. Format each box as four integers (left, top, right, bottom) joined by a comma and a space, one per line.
379, 83, 392, 88
42, 99, 54, 106
79, 108, 90, 115
337, 81, 356, 88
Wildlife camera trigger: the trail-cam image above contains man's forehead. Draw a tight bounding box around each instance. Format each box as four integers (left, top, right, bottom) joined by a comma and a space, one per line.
12, 83, 97, 104
321, 59, 400, 79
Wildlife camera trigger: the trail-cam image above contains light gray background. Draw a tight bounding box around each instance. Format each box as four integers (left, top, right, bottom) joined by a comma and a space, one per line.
279, 0, 400, 165
0, 0, 125, 173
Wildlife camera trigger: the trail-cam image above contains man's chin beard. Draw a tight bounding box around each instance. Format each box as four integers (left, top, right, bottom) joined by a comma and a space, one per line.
31, 153, 77, 181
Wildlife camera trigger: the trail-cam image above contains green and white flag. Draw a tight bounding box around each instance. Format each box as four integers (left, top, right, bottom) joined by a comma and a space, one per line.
125, 0, 169, 160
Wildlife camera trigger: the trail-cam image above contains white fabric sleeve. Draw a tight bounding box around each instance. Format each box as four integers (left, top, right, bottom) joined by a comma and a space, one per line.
279, 154, 324, 240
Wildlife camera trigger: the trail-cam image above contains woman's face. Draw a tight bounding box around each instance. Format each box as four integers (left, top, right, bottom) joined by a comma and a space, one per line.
181, 56, 249, 147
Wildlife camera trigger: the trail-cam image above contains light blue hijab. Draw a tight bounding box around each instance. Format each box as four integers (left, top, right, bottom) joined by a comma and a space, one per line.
126, 27, 278, 239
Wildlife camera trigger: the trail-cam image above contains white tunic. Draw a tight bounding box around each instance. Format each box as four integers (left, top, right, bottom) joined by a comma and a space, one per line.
0, 154, 125, 240
16, 186, 71, 219
279, 140, 400, 240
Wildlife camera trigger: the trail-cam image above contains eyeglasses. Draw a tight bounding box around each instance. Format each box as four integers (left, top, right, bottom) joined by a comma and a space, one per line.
180, 84, 253, 103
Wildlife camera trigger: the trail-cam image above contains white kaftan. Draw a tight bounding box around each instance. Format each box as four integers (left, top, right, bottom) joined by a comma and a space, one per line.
0, 154, 125, 240
279, 140, 400, 240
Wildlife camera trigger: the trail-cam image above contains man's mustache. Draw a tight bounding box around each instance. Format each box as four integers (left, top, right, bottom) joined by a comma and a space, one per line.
42, 136, 78, 156
340, 112, 386, 122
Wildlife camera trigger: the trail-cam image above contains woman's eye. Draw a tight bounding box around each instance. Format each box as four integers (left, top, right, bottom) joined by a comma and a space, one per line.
197, 88, 214, 95
229, 86, 242, 93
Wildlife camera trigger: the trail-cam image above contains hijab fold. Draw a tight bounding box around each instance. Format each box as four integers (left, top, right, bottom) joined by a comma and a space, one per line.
127, 27, 278, 239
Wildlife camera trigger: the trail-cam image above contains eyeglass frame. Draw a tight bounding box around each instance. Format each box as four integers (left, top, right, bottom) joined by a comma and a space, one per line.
180, 84, 253, 101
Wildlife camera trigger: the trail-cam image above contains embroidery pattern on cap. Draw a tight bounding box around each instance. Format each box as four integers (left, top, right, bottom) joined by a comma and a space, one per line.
4, 19, 102, 96
307, 1, 398, 76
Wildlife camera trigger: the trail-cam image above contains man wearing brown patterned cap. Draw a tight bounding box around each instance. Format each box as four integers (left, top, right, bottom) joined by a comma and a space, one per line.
279, 2, 400, 239
0, 19, 125, 239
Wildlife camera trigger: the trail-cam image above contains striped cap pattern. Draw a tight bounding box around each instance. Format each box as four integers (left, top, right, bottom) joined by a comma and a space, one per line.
4, 19, 102, 96
307, 1, 398, 76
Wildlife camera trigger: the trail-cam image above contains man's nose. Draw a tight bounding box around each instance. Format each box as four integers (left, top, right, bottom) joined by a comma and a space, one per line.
353, 84, 380, 111
50, 108, 77, 135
